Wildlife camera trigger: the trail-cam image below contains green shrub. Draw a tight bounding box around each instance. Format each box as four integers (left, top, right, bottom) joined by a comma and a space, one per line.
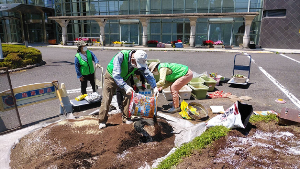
0, 44, 42, 69
4, 53, 23, 68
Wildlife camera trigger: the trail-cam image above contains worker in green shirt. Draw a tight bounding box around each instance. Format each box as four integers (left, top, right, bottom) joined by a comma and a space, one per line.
75, 41, 101, 95
148, 62, 193, 113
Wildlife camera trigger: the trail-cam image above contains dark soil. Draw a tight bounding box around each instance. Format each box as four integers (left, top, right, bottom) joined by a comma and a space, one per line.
10, 113, 175, 169
176, 120, 300, 169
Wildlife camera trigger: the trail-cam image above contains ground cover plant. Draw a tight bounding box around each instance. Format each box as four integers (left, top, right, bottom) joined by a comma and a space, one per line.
175, 115, 300, 168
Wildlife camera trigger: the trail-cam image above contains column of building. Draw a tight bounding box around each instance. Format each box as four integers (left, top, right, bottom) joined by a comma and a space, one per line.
243, 15, 256, 48
95, 19, 107, 45
57, 20, 70, 45
189, 17, 197, 47
139, 18, 149, 46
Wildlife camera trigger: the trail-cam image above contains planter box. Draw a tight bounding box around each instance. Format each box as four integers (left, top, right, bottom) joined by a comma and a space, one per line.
114, 44, 122, 47
163, 85, 192, 101
87, 43, 93, 46
123, 43, 134, 47
213, 45, 223, 48
148, 43, 157, 47
48, 39, 56, 45
165, 44, 172, 48
67, 43, 74, 46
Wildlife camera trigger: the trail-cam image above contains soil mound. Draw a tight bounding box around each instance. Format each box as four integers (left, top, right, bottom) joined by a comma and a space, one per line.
10, 113, 175, 169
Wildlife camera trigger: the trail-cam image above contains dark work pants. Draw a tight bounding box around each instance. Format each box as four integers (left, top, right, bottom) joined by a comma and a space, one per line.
80, 73, 96, 94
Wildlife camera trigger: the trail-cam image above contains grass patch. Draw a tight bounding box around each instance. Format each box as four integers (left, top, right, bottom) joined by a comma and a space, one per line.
249, 114, 278, 123
156, 126, 230, 169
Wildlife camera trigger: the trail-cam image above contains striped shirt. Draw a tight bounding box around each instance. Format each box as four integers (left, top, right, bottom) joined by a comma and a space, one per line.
112, 51, 157, 91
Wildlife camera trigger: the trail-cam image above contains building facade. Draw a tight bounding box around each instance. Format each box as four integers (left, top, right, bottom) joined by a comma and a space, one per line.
1, 0, 297, 49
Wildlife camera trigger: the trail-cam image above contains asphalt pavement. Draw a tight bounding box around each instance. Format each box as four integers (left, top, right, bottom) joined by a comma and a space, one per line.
1, 44, 300, 168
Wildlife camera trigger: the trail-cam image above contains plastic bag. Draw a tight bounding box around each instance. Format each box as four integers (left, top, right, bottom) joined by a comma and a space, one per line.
179, 100, 193, 119
206, 101, 252, 129
84, 92, 101, 103
128, 93, 157, 118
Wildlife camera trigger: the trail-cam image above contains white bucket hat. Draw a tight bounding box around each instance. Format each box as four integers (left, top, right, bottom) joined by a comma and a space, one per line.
133, 50, 148, 68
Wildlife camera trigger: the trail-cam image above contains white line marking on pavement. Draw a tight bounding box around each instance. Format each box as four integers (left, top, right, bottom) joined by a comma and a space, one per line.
67, 87, 93, 94
259, 67, 300, 109
280, 54, 300, 64
244, 53, 256, 64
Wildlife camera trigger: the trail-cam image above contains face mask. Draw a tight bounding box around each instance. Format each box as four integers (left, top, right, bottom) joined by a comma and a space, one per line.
131, 61, 138, 68
132, 64, 138, 68
83, 46, 87, 51
153, 71, 159, 75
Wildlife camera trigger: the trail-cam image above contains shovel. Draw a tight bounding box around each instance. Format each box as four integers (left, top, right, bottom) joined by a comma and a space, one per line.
52, 81, 75, 120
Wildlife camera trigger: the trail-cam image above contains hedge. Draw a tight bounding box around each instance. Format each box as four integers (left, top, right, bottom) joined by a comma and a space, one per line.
0, 44, 42, 69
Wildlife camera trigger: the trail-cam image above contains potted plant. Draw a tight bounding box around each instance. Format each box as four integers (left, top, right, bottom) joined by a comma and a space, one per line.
86, 38, 93, 46
113, 41, 122, 47
213, 40, 224, 48
171, 41, 177, 48
123, 41, 134, 47
203, 40, 214, 48
147, 40, 158, 47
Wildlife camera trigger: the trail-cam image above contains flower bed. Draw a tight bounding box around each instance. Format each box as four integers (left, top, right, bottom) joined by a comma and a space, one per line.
147, 40, 158, 47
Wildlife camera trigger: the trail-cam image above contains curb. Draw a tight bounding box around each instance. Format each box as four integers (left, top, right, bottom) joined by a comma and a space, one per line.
0, 61, 46, 74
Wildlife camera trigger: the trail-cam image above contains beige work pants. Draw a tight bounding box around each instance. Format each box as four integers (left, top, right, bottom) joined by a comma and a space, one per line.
98, 72, 132, 123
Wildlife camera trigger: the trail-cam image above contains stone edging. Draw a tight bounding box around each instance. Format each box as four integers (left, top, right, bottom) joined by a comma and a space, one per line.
0, 61, 46, 74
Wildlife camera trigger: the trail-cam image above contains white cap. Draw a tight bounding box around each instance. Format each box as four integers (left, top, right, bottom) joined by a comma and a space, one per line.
134, 50, 148, 68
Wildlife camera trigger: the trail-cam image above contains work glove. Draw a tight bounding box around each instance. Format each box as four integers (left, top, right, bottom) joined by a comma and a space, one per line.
153, 87, 159, 97
96, 63, 101, 68
126, 87, 134, 95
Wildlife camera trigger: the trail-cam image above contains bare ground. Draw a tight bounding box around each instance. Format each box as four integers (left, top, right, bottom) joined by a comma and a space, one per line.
10, 113, 175, 169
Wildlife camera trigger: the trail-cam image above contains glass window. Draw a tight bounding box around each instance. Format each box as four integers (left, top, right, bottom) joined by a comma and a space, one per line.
162, 35, 171, 43
150, 35, 160, 42
107, 34, 117, 44
150, 23, 161, 33
197, 0, 209, 13
129, 0, 139, 14
90, 23, 99, 34
195, 34, 207, 45
151, 0, 161, 14
162, 22, 172, 33
196, 22, 208, 34
235, 0, 249, 12
209, 0, 221, 13
109, 1, 120, 14
250, 0, 261, 9
139, 0, 148, 14
185, 0, 196, 13
99, 1, 108, 13
161, 0, 172, 14
174, 0, 184, 13
223, 0, 234, 13
109, 23, 119, 33
90, 2, 100, 15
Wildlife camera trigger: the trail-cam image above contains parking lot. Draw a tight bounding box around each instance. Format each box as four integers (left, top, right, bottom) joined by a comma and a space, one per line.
6, 46, 300, 126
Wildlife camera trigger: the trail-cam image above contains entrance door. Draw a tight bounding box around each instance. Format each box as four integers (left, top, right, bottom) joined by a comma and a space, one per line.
209, 23, 232, 46
120, 24, 139, 45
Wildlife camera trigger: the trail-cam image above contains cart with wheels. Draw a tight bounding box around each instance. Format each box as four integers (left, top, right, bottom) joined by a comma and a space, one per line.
69, 66, 104, 111
228, 53, 251, 85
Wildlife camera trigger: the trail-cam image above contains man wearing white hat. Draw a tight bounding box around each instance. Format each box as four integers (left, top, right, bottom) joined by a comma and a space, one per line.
98, 50, 159, 129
